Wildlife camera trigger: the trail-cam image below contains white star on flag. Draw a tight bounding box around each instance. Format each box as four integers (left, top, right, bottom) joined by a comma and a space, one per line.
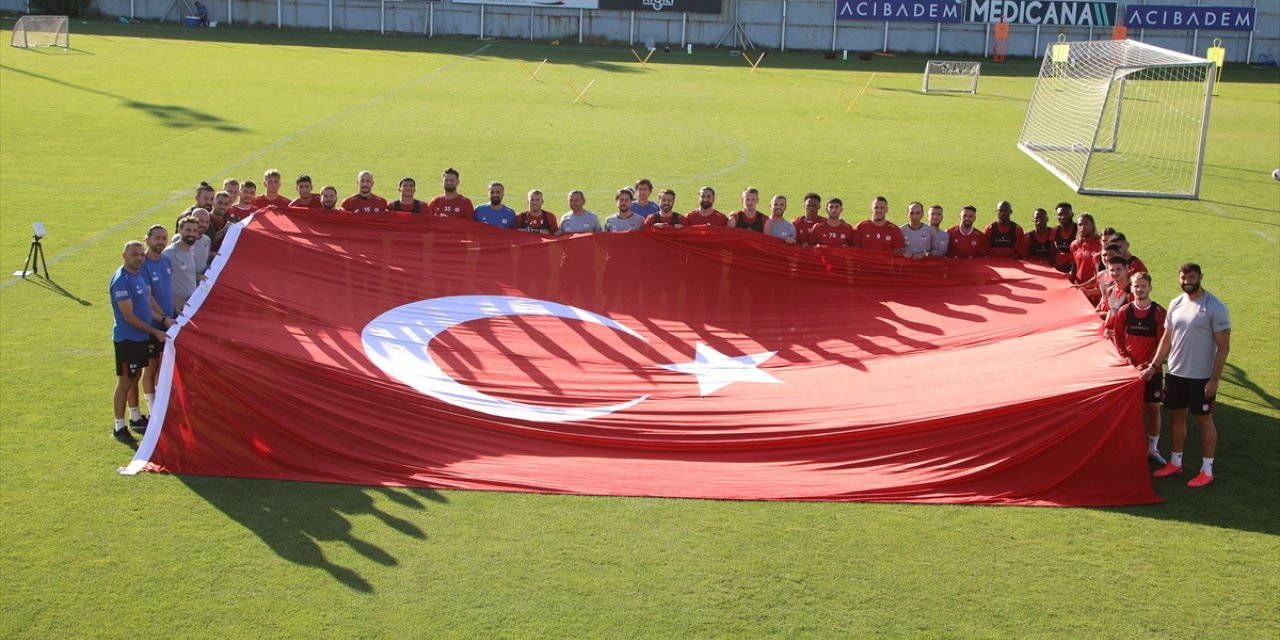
657, 342, 783, 396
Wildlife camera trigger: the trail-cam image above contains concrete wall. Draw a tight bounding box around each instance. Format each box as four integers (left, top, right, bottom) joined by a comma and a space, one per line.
85, 0, 1280, 64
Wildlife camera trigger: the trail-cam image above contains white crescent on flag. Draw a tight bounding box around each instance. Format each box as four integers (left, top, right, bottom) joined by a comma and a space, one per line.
360, 295, 782, 423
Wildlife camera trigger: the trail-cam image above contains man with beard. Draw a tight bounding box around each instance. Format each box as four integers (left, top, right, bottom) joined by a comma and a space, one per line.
388, 177, 429, 214
176, 182, 215, 229
342, 170, 390, 214
764, 194, 796, 244
605, 188, 645, 233
927, 204, 949, 258
1018, 208, 1058, 266
428, 167, 475, 220
474, 182, 517, 228
793, 192, 824, 247
644, 189, 683, 229
602, 188, 644, 306
110, 241, 170, 444
1142, 263, 1231, 487
163, 216, 201, 311
684, 186, 728, 227
1051, 202, 1077, 274
289, 174, 324, 209
252, 169, 291, 210
855, 196, 906, 254
138, 225, 177, 432
1110, 272, 1168, 465
729, 187, 766, 232
900, 201, 933, 260
946, 205, 987, 258
984, 200, 1024, 259
319, 185, 340, 211
189, 208, 213, 275
206, 191, 238, 254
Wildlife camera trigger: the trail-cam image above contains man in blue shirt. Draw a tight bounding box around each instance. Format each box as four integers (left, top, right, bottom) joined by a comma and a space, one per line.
139, 225, 177, 430
474, 182, 516, 229
111, 241, 171, 444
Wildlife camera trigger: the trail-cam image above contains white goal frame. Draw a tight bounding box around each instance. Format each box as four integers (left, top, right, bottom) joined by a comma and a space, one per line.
922, 60, 981, 94
1017, 39, 1214, 199
10, 15, 70, 49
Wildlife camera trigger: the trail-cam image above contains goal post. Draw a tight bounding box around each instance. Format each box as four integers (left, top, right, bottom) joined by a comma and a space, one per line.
10, 15, 70, 50
1018, 39, 1214, 199
922, 60, 981, 94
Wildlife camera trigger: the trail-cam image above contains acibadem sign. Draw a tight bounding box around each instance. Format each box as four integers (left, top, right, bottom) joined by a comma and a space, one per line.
966, 0, 1118, 26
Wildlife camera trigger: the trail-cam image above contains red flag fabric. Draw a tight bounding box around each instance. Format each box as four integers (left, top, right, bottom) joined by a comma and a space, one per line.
126, 210, 1160, 506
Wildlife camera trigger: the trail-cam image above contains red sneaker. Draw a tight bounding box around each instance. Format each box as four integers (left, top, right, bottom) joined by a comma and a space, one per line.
1153, 462, 1182, 478
1187, 472, 1214, 488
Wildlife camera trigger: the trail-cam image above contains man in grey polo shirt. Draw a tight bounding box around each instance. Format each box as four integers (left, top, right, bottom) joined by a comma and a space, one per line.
558, 190, 601, 235
604, 188, 645, 233
1141, 262, 1231, 487
163, 216, 201, 311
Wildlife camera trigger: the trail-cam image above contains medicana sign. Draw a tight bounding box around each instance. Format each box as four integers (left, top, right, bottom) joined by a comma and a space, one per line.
966, 0, 1118, 26
1124, 5, 1257, 32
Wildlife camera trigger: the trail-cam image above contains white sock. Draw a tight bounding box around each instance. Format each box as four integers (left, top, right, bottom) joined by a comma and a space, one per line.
114, 418, 127, 431
144, 393, 156, 411
1147, 435, 1160, 452
1171, 452, 1184, 467
1201, 458, 1214, 477
128, 406, 142, 420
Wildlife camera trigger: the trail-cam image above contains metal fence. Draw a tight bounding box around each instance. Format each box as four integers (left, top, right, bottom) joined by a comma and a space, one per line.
8, 0, 1272, 63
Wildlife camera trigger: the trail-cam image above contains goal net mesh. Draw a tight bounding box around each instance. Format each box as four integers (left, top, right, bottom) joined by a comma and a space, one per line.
10, 15, 70, 49
1018, 39, 1213, 198
923, 60, 981, 94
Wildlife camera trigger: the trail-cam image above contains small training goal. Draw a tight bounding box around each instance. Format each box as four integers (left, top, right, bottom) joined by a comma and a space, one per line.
10, 15, 70, 49
1018, 39, 1214, 199
922, 60, 981, 94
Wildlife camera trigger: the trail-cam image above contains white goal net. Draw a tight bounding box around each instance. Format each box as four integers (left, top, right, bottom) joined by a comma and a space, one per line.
1018, 39, 1214, 199
922, 60, 981, 94
10, 15, 70, 49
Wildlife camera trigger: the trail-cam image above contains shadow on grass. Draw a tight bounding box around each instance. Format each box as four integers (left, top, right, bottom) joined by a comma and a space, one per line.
1102, 400, 1280, 536
179, 475, 446, 592
0, 64, 247, 133
21, 273, 93, 306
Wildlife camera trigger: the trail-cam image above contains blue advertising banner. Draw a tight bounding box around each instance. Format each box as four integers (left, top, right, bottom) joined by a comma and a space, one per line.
837, 0, 965, 23
1125, 5, 1256, 32
966, 0, 1118, 26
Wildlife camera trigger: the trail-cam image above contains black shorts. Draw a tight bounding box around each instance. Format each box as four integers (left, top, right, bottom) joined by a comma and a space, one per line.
114, 340, 149, 379
147, 335, 166, 360
1143, 371, 1163, 404
1163, 374, 1215, 416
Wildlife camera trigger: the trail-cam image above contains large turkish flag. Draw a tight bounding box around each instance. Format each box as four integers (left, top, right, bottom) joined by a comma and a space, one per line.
126, 210, 1159, 506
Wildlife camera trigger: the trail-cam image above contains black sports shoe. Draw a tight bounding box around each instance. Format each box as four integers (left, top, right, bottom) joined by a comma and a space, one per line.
113, 428, 138, 444
129, 416, 149, 434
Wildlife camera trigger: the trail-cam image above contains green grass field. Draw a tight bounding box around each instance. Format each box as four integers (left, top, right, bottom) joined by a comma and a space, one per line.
1, 17, 1277, 638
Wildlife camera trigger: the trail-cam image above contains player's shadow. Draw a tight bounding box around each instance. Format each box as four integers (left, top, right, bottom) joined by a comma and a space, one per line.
1096, 401, 1279, 537
179, 475, 444, 592
20, 274, 93, 306
0, 64, 247, 132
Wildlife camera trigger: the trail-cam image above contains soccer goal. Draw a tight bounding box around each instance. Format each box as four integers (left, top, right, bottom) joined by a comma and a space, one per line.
1018, 39, 1214, 199
922, 60, 981, 94
10, 15, 70, 49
